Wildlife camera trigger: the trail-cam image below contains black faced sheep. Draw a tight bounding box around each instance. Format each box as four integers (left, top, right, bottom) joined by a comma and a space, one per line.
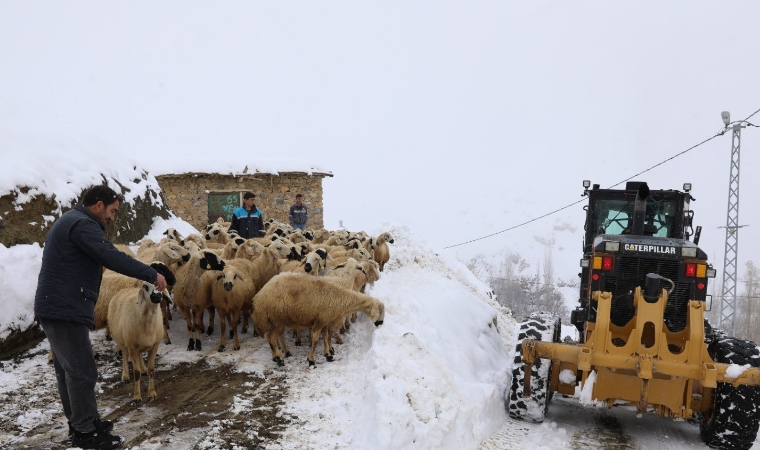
171, 250, 226, 351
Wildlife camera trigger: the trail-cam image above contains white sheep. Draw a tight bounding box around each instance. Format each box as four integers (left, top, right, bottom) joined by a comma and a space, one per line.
310, 228, 331, 244
95, 262, 177, 342
235, 241, 300, 332
114, 244, 137, 257
210, 259, 257, 352
183, 233, 207, 250
162, 228, 185, 245
234, 239, 266, 260
171, 250, 226, 351
191, 240, 296, 350
251, 273, 385, 367
107, 281, 165, 402
204, 222, 236, 245
219, 236, 247, 260
136, 240, 191, 269
373, 231, 395, 272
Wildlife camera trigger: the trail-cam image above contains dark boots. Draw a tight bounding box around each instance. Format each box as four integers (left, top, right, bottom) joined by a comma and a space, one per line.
70, 419, 123, 449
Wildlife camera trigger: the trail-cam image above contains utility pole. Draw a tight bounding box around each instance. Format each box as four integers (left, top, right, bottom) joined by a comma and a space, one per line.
718, 111, 747, 335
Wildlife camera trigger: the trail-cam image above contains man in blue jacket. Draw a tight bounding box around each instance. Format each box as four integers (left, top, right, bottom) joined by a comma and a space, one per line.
34, 185, 167, 450
228, 191, 265, 238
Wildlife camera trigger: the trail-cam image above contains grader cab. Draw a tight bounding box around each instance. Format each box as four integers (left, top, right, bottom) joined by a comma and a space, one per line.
507, 181, 760, 450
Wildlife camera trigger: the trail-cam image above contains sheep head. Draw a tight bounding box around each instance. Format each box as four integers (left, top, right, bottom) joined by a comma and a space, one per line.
204, 223, 223, 241
150, 262, 177, 286
370, 300, 385, 326
140, 282, 164, 304
216, 267, 244, 292
163, 228, 184, 243
303, 252, 324, 274
314, 248, 328, 261
237, 240, 265, 259
353, 248, 372, 261
199, 251, 225, 271
162, 242, 191, 265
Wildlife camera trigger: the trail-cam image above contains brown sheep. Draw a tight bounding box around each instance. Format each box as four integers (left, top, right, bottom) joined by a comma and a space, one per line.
373, 232, 395, 272
252, 273, 385, 367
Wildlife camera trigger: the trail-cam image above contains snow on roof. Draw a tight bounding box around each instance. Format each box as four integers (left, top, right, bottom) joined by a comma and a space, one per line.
151, 159, 333, 178
1, 122, 164, 213
1, 121, 331, 213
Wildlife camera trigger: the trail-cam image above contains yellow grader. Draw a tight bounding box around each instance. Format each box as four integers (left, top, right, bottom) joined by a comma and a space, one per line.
507, 181, 760, 450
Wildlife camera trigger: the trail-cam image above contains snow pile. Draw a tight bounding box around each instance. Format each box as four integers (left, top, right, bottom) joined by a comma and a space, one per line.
0, 243, 42, 340
559, 369, 576, 385
725, 363, 751, 380
348, 226, 512, 448
1, 121, 165, 213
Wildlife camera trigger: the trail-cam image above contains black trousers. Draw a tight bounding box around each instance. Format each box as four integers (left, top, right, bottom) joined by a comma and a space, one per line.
39, 318, 100, 432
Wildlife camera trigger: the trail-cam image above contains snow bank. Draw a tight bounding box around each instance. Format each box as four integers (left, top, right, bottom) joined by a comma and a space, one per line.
0, 244, 42, 340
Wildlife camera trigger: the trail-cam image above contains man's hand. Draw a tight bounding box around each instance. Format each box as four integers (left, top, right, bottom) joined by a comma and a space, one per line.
155, 273, 168, 292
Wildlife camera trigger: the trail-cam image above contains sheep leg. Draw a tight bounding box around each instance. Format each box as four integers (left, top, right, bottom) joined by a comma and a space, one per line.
165, 287, 174, 321
131, 348, 144, 403
160, 298, 172, 345
119, 345, 130, 382
322, 328, 334, 362
191, 308, 204, 351
179, 306, 196, 351
293, 328, 302, 346
350, 312, 357, 323
241, 309, 250, 334
217, 308, 228, 352
206, 306, 216, 336
266, 330, 285, 366
333, 327, 344, 345
146, 343, 159, 399
280, 332, 291, 358
308, 327, 324, 367
230, 309, 241, 351
105, 325, 113, 341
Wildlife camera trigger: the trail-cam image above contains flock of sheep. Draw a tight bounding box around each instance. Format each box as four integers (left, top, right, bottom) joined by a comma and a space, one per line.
96, 219, 393, 402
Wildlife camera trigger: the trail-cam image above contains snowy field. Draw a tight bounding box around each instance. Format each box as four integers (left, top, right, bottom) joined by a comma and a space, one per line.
3, 217, 760, 449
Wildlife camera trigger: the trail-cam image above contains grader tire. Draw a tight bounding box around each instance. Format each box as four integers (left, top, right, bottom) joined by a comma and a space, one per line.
700, 337, 760, 450
507, 312, 560, 423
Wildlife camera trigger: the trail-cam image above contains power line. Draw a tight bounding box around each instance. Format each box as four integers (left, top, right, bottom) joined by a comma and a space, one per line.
443, 108, 760, 250
482, 275, 578, 290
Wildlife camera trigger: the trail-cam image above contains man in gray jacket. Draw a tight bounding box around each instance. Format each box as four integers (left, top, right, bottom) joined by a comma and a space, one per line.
288, 193, 308, 231
34, 185, 167, 450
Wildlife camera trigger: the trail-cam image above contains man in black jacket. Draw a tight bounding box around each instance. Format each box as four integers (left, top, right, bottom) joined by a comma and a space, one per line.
34, 185, 167, 450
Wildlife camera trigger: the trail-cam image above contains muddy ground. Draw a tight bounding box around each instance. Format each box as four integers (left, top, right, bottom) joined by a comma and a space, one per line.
1, 325, 298, 450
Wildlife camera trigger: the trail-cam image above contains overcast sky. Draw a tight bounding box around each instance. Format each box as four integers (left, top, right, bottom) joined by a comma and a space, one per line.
2, 1, 760, 286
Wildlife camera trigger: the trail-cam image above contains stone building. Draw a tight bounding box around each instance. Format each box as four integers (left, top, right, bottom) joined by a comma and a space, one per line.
155, 170, 333, 231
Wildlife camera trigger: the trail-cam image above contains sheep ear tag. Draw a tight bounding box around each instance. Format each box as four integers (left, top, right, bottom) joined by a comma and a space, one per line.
207, 263, 211, 269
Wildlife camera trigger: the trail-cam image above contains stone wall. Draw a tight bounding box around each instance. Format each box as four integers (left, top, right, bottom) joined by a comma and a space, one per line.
156, 172, 331, 231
